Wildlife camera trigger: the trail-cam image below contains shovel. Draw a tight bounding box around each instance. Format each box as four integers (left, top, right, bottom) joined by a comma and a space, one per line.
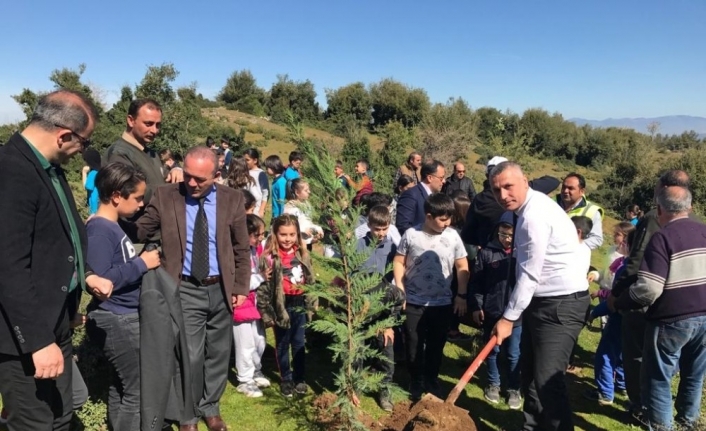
421, 335, 498, 411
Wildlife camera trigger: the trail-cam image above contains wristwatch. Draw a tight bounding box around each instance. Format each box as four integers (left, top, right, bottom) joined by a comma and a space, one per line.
456, 293, 468, 299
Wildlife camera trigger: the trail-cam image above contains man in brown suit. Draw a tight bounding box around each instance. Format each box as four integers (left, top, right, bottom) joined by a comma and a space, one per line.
133, 146, 250, 431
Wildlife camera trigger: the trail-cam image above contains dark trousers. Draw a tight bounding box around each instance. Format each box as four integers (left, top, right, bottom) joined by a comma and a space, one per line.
0, 311, 73, 431
274, 306, 307, 383
404, 304, 452, 385
87, 309, 140, 431
621, 309, 647, 410
179, 280, 232, 425
353, 332, 395, 388
521, 291, 589, 431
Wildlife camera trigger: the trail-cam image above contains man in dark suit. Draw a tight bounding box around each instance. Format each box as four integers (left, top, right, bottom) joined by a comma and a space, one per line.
0, 90, 113, 431
395, 160, 446, 235
130, 146, 250, 431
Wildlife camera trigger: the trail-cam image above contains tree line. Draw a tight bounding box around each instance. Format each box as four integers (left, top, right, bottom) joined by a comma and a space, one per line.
2, 64, 705, 216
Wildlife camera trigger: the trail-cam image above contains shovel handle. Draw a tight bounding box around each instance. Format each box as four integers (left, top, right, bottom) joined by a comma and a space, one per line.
445, 335, 498, 405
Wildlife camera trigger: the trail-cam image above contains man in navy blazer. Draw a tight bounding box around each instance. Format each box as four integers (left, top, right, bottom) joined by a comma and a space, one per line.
395, 160, 446, 235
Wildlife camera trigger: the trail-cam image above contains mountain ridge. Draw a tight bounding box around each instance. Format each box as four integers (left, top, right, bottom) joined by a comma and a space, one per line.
569, 115, 706, 137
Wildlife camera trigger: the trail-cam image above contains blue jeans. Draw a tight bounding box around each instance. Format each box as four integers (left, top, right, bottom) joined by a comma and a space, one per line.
483, 321, 521, 389
643, 315, 706, 430
594, 313, 625, 399
274, 307, 307, 382
87, 309, 140, 431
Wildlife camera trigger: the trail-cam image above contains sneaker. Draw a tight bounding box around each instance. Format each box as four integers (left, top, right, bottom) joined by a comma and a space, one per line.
378, 388, 393, 412
409, 381, 424, 402
583, 389, 613, 405
281, 381, 295, 398
294, 382, 308, 395
507, 390, 522, 410
254, 375, 271, 388
237, 381, 263, 398
484, 385, 501, 404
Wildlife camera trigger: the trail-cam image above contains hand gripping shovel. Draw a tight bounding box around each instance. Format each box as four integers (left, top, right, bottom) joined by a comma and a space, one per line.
421, 335, 498, 411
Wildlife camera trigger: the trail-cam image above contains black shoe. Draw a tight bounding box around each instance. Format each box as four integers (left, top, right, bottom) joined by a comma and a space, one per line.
281, 381, 294, 398
378, 388, 393, 412
409, 381, 423, 402
294, 382, 308, 395
424, 378, 443, 398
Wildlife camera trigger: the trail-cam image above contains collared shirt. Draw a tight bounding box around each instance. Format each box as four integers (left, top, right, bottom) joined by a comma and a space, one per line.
23, 135, 85, 292
182, 186, 220, 277
421, 182, 432, 197
354, 219, 401, 246
503, 188, 588, 321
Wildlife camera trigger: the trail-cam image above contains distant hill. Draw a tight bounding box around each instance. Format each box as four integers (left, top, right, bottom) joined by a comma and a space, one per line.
569, 115, 706, 138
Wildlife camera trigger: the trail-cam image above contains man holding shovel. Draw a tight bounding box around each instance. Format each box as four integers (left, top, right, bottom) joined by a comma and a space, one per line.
489, 162, 589, 431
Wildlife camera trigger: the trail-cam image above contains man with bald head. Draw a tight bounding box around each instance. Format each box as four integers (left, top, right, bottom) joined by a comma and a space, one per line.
610, 185, 706, 430
489, 161, 589, 431
131, 146, 250, 431
609, 169, 699, 425
0, 90, 113, 430
443, 161, 476, 201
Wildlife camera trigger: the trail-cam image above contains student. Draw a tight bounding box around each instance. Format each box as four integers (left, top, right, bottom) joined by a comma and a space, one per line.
257, 215, 315, 397
393, 193, 469, 401
624, 204, 644, 226
283, 179, 323, 246
588, 222, 635, 328
233, 215, 271, 398
344, 159, 374, 206
82, 147, 102, 215
85, 163, 161, 431
584, 225, 632, 406
391, 174, 415, 225
284, 151, 303, 181
242, 189, 257, 214
354, 205, 405, 411
447, 192, 473, 341
226, 156, 262, 214
354, 192, 401, 246
469, 211, 522, 409
334, 160, 349, 190
264, 155, 287, 218
244, 148, 270, 219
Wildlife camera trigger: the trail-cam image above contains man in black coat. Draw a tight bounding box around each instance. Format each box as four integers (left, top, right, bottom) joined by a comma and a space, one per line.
443, 162, 476, 201
0, 90, 113, 431
461, 156, 561, 248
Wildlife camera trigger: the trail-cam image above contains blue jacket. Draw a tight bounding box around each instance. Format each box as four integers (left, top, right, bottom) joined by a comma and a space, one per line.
395, 183, 429, 236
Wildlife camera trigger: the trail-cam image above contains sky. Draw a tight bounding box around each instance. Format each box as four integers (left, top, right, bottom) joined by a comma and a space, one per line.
1, 0, 705, 125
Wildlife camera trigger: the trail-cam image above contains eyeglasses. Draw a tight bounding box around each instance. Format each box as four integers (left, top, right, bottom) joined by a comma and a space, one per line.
54, 123, 92, 148
499, 233, 513, 239
430, 174, 446, 182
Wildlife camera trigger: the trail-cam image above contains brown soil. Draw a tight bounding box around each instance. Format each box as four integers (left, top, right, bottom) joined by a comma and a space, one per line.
313, 392, 385, 430
313, 394, 477, 431
377, 399, 477, 431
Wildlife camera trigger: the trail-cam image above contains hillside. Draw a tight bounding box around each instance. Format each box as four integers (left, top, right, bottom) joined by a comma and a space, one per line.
205, 107, 609, 203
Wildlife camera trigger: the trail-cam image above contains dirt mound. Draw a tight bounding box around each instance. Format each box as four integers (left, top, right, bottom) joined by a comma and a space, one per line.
378, 399, 477, 431
313, 394, 476, 431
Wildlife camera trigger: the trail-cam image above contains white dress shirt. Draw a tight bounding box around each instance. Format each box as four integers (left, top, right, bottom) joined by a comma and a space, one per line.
504, 188, 589, 321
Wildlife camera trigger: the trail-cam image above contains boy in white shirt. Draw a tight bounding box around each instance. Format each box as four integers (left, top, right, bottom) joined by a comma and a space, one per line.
393, 193, 469, 401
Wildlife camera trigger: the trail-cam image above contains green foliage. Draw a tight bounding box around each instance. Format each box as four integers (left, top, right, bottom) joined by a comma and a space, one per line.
267, 75, 321, 124
375, 121, 416, 193
325, 82, 372, 130
340, 122, 372, 172
288, 117, 402, 430
369, 78, 430, 129
217, 70, 268, 116
417, 97, 477, 165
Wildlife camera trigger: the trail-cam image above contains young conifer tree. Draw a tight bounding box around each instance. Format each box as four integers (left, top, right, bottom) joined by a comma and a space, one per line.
287, 117, 402, 431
